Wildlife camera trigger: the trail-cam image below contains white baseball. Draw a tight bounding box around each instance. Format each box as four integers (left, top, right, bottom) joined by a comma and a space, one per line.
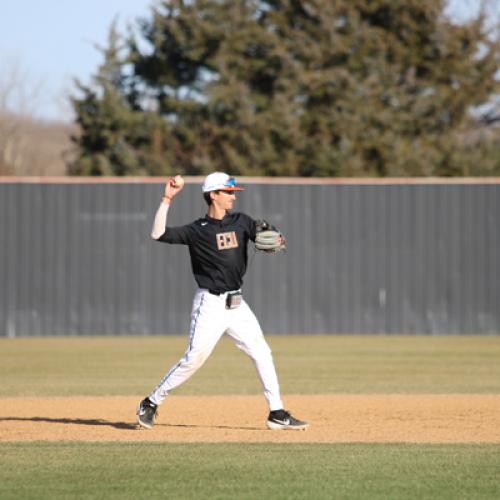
173, 175, 185, 188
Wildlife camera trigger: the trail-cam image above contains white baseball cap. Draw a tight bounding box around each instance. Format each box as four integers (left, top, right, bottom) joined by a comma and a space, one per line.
202, 172, 244, 192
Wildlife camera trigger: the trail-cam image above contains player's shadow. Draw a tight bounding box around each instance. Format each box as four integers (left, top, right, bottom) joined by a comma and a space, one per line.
0, 416, 137, 430
1, 417, 263, 431
162, 423, 263, 431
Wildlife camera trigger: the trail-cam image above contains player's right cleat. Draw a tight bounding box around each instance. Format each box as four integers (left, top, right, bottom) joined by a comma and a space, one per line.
137, 397, 158, 429
266, 409, 309, 430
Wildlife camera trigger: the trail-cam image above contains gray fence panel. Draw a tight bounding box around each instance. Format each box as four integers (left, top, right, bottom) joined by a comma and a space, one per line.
0, 180, 499, 336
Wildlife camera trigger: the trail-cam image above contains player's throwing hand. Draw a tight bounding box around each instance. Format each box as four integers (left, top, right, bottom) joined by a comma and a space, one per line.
163, 175, 185, 203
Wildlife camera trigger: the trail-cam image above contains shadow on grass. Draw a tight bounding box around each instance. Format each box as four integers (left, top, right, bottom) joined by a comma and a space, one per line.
0, 416, 137, 430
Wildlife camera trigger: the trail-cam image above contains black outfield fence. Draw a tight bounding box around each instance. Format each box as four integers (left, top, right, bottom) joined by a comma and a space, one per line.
1, 177, 499, 336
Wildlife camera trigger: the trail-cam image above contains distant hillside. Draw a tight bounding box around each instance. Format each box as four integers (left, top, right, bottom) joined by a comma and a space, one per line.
0, 113, 77, 176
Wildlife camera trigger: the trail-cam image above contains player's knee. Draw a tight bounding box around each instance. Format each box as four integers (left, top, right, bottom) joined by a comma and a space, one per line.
247, 339, 272, 360
185, 351, 209, 370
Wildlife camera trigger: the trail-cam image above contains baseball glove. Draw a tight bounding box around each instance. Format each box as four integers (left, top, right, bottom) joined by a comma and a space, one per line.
254, 220, 286, 253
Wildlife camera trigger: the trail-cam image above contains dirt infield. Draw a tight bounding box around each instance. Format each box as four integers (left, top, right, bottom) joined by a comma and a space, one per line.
1, 395, 499, 443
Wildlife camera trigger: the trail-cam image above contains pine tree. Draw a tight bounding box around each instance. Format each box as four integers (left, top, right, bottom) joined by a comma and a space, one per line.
70, 22, 170, 175
70, 1, 500, 176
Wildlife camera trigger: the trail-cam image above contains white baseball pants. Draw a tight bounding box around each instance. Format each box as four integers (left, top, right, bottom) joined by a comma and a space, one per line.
149, 288, 284, 411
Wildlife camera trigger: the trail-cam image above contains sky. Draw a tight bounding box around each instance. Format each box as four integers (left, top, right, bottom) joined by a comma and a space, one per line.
0, 0, 155, 121
0, 0, 496, 122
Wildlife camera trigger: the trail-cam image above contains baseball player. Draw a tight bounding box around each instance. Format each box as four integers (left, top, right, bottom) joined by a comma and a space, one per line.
137, 172, 308, 430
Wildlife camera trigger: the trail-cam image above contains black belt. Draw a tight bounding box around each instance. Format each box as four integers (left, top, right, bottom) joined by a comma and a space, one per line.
208, 289, 240, 296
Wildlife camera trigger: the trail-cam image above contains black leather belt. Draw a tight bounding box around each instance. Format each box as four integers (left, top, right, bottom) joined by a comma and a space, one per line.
208, 289, 240, 296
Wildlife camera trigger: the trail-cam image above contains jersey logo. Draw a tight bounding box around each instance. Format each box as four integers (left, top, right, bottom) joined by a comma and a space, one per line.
216, 231, 238, 250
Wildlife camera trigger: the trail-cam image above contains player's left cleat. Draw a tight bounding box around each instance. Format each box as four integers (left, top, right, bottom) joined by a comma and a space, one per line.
137, 397, 158, 429
266, 409, 309, 430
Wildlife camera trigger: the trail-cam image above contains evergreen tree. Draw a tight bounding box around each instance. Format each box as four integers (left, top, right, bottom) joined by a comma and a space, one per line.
70, 1, 500, 176
70, 22, 169, 175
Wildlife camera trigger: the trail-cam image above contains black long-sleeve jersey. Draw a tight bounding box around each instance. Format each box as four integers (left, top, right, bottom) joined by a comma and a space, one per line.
157, 212, 257, 293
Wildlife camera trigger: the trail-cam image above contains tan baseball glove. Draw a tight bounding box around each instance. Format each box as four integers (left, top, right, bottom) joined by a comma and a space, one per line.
254, 220, 286, 253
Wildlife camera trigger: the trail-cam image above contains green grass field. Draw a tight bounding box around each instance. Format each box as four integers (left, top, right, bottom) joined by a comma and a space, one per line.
1, 443, 499, 500
1, 335, 500, 396
1, 335, 499, 499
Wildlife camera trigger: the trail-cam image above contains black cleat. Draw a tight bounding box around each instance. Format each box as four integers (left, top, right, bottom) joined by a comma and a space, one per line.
137, 398, 158, 429
266, 409, 308, 430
